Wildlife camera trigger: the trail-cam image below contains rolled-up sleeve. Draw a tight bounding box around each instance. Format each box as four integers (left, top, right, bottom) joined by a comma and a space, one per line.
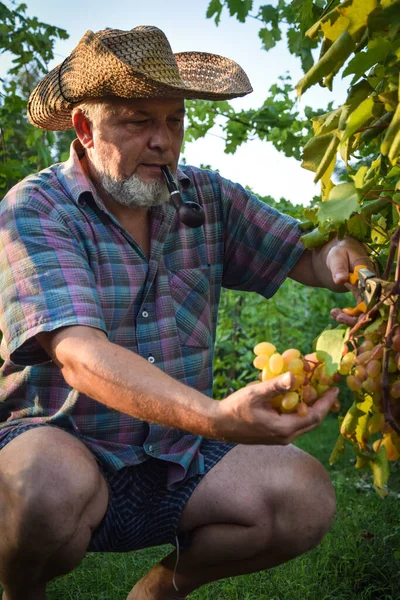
218, 174, 306, 298
0, 192, 106, 366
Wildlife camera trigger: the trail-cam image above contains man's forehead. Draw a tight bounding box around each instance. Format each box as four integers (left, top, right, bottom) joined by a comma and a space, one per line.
110, 97, 185, 116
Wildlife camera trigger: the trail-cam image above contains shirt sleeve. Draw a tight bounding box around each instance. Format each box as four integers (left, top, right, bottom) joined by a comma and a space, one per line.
0, 190, 107, 366
217, 173, 306, 298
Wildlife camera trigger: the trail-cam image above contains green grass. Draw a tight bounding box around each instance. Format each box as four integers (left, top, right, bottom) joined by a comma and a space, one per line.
5, 417, 400, 599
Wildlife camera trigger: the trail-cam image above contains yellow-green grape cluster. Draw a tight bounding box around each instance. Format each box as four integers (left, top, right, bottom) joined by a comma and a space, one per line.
339, 329, 400, 461
253, 342, 340, 416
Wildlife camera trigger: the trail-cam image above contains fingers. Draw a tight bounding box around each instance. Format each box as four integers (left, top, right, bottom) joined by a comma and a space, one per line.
326, 238, 372, 286
277, 387, 340, 442
330, 307, 358, 326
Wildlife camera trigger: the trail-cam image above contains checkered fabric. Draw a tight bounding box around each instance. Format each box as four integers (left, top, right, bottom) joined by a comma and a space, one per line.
0, 140, 305, 489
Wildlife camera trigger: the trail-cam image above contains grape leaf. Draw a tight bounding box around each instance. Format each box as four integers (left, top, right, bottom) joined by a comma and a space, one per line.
330, 433, 345, 464
316, 326, 349, 376
296, 30, 355, 97
343, 38, 392, 83
318, 182, 360, 225
340, 96, 375, 143
369, 446, 389, 497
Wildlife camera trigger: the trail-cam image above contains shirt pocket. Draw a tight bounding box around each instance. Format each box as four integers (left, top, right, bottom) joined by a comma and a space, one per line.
168, 267, 212, 348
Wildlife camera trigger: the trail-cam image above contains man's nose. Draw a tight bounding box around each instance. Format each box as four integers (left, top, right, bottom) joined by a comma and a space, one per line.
148, 122, 173, 152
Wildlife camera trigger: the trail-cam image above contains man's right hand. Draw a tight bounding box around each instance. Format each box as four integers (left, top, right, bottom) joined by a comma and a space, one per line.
215, 372, 339, 445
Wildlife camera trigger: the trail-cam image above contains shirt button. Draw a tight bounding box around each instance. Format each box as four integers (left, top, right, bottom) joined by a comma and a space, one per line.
148, 445, 154, 453
142, 310, 149, 318
148, 355, 155, 364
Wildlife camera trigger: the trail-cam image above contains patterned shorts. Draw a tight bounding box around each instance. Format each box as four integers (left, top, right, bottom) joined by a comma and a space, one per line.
0, 423, 235, 552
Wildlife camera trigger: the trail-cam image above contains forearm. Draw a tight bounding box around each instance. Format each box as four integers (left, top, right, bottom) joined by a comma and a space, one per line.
49, 330, 220, 438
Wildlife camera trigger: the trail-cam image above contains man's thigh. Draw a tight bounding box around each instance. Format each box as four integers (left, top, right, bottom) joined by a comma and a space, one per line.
178, 443, 334, 533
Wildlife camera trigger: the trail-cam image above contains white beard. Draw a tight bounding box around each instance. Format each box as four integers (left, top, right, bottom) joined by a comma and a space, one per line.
96, 170, 170, 208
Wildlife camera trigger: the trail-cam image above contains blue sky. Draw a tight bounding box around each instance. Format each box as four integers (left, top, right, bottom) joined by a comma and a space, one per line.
5, 0, 348, 204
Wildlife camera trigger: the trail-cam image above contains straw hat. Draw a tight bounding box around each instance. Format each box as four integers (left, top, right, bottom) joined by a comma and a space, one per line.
27, 26, 253, 131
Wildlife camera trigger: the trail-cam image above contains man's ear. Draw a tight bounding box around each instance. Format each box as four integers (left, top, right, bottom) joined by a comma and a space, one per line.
72, 110, 94, 148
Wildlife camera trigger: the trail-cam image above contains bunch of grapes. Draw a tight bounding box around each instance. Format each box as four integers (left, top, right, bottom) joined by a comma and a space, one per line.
339, 325, 400, 461
252, 342, 341, 416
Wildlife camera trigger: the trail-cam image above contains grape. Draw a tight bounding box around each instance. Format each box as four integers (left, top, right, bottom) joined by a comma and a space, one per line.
292, 373, 306, 390
370, 344, 384, 360
359, 339, 374, 353
390, 380, 400, 399
302, 384, 318, 405
330, 398, 341, 413
356, 350, 372, 365
281, 391, 299, 412
287, 358, 304, 375
261, 366, 274, 381
282, 348, 301, 364
316, 383, 330, 397
392, 334, 400, 352
347, 375, 362, 391
362, 377, 380, 393
269, 353, 284, 375
254, 342, 276, 356
341, 351, 356, 366
252, 340, 335, 416
317, 367, 334, 386
253, 355, 270, 370
354, 365, 367, 381
388, 354, 398, 373
297, 402, 308, 416
366, 360, 381, 378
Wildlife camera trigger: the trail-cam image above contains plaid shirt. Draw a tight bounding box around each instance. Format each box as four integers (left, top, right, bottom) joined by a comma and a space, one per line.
0, 141, 305, 488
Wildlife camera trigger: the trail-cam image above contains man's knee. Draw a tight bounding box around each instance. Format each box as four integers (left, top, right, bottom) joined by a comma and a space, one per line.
271, 447, 336, 553
0, 427, 108, 562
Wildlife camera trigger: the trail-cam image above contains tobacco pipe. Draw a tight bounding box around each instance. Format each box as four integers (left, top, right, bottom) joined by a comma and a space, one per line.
161, 166, 205, 228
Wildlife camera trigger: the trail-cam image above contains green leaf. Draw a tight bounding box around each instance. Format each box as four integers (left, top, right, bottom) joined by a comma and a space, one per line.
259, 4, 277, 23
302, 132, 337, 173
300, 228, 331, 249
329, 434, 345, 465
343, 38, 392, 83
318, 183, 361, 225
369, 446, 389, 498
258, 28, 276, 50
316, 325, 349, 376
296, 29, 356, 97
227, 0, 253, 22
347, 214, 369, 241
340, 96, 375, 144
206, 0, 224, 24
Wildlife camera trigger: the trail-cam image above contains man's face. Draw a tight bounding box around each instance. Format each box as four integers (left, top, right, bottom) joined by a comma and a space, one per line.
85, 97, 185, 208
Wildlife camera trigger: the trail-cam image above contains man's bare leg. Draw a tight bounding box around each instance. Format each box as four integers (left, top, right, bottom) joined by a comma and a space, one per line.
0, 427, 108, 600
129, 444, 336, 600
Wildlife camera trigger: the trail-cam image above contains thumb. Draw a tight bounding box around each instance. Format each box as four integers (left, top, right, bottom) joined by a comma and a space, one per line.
259, 372, 295, 398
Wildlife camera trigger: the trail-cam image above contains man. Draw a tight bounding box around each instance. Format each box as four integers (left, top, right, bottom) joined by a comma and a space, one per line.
0, 26, 368, 600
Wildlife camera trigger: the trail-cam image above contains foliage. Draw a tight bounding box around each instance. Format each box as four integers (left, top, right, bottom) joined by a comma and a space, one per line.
206, 0, 400, 493
184, 77, 332, 160
293, 0, 400, 495
0, 1, 70, 192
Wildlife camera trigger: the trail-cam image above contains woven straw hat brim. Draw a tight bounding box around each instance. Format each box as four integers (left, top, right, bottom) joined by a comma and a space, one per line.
27, 27, 253, 131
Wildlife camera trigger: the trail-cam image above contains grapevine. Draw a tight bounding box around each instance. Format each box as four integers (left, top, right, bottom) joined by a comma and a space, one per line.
294, 0, 400, 495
